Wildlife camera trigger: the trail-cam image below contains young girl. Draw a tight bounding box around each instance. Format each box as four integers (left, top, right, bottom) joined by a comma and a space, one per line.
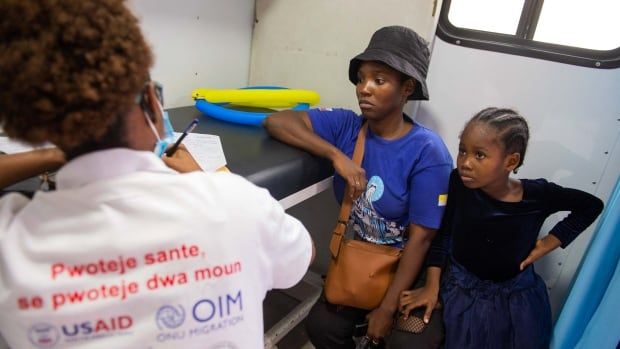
399, 107, 604, 348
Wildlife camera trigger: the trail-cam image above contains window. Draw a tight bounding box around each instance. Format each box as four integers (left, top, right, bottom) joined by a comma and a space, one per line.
534, 0, 620, 51
448, 0, 524, 35
437, 0, 620, 68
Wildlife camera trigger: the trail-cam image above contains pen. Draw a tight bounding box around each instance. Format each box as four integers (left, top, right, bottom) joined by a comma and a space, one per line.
165, 118, 199, 157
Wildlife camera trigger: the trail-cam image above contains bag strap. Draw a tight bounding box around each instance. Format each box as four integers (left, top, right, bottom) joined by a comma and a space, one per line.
329, 122, 367, 259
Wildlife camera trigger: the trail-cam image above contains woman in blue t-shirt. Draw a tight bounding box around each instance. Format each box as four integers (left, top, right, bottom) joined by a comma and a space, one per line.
264, 26, 452, 348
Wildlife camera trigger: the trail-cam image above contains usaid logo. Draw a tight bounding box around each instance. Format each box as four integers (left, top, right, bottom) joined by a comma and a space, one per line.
28, 323, 59, 348
156, 305, 186, 330
61, 316, 132, 338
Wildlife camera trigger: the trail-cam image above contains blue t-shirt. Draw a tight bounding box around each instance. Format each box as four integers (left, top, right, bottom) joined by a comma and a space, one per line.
308, 108, 453, 247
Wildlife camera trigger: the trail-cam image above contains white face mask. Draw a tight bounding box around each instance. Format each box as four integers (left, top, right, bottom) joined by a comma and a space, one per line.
144, 105, 175, 157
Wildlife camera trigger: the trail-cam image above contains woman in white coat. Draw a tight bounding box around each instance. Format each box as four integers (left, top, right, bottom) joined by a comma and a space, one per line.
0, 1, 313, 348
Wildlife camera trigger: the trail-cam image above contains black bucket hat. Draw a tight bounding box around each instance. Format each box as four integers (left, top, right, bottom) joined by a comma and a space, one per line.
348, 25, 430, 101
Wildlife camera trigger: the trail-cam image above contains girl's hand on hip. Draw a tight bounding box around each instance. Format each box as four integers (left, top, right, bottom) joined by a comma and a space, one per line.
332, 153, 367, 200
520, 234, 562, 271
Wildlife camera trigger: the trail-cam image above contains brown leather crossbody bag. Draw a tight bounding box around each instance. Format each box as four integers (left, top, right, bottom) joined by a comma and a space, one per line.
324, 123, 403, 310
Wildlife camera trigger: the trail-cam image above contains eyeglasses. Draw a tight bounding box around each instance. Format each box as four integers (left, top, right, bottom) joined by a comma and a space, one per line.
135, 80, 164, 110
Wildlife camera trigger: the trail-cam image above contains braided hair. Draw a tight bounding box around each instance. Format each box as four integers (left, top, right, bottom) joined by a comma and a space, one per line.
467, 107, 530, 173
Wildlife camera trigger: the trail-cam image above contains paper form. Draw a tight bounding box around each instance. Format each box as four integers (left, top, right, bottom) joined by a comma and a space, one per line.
172, 132, 227, 172
1, 135, 227, 172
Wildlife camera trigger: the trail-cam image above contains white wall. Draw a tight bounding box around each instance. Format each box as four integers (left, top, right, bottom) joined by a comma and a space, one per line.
249, 0, 442, 110
129, 0, 255, 108
419, 38, 620, 317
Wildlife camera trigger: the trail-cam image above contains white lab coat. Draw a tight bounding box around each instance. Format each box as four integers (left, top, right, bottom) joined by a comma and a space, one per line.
0, 148, 312, 349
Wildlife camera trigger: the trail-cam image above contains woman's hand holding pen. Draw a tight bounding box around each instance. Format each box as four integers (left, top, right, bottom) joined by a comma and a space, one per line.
162, 144, 202, 173
332, 153, 367, 200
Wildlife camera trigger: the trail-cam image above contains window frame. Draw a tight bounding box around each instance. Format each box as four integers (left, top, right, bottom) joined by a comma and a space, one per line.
436, 0, 620, 69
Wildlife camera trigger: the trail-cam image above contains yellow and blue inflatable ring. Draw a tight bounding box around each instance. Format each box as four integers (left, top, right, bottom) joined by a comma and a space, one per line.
193, 86, 320, 126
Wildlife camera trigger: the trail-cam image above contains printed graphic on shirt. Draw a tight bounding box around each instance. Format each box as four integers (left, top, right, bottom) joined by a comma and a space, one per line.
27, 315, 133, 348
153, 290, 244, 345
16, 243, 245, 347
438, 194, 448, 207
156, 305, 186, 330
23, 244, 243, 312
351, 176, 405, 246
28, 323, 59, 348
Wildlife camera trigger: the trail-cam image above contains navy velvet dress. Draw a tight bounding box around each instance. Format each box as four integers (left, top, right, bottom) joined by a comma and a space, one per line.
428, 170, 603, 349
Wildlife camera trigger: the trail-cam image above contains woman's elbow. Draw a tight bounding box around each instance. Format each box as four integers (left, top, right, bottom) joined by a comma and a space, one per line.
263, 111, 292, 135
263, 110, 308, 138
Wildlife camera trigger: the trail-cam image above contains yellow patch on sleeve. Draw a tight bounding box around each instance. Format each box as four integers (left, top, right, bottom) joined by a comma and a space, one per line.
437, 194, 448, 207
